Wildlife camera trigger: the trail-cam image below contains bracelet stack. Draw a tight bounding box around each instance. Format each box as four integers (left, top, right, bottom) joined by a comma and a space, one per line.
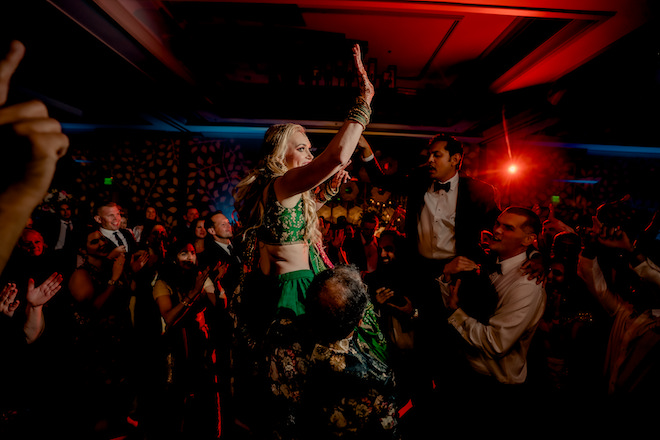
316, 183, 340, 203
346, 96, 371, 129
324, 184, 340, 200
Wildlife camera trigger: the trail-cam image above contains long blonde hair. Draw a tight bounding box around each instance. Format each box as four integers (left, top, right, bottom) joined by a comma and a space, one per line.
234, 123, 321, 247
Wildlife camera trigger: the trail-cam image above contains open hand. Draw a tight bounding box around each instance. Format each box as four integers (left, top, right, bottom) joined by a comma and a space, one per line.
1, 283, 19, 317
352, 44, 374, 104
26, 272, 63, 308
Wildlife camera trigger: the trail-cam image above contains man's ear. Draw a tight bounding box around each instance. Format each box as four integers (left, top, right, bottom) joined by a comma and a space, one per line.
207, 227, 216, 237
451, 153, 462, 169
523, 233, 537, 247
93, 215, 101, 225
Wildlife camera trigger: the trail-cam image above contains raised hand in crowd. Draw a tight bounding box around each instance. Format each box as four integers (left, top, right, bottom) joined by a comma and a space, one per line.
0, 40, 69, 274
1, 282, 19, 317
24, 272, 63, 343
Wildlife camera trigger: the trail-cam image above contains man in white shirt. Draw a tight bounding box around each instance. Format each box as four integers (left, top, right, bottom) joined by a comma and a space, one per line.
205, 211, 241, 296
93, 201, 136, 254
439, 206, 546, 397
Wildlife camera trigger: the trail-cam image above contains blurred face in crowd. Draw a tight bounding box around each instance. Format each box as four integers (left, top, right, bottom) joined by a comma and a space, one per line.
426, 141, 460, 182
546, 261, 566, 293
85, 230, 110, 258
209, 213, 232, 241
59, 203, 72, 220
361, 219, 378, 241
194, 219, 207, 239
184, 208, 199, 225
378, 234, 397, 266
284, 130, 314, 169
176, 243, 197, 270
95, 205, 122, 231
20, 229, 45, 257
145, 207, 157, 221
149, 224, 167, 242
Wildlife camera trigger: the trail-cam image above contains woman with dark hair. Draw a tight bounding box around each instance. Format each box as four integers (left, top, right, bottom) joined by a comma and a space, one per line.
191, 217, 209, 270
150, 239, 222, 439
67, 225, 136, 437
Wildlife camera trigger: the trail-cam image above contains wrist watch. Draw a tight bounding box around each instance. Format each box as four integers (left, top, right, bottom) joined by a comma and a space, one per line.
107, 279, 116, 286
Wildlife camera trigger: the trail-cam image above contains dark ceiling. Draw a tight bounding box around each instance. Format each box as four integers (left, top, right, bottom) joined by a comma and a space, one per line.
2, 1, 659, 150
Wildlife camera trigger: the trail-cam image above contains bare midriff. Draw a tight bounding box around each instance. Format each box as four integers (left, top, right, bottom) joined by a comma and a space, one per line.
259, 241, 310, 276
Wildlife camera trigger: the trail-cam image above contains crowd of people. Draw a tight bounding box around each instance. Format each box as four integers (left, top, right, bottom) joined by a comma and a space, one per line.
2, 39, 660, 440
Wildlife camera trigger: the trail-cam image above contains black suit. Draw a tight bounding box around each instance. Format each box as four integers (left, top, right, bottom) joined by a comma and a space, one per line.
34, 213, 81, 272
404, 173, 501, 413
204, 239, 242, 298
405, 173, 500, 264
104, 228, 137, 254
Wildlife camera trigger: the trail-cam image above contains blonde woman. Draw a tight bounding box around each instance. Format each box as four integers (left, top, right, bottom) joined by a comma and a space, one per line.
234, 43, 374, 317
232, 43, 376, 439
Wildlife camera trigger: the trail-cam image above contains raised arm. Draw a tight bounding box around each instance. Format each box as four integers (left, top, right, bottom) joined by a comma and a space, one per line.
275, 44, 374, 199
24, 272, 63, 344
0, 41, 69, 273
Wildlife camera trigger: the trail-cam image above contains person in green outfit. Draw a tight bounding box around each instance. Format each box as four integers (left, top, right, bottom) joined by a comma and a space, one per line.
231, 43, 378, 438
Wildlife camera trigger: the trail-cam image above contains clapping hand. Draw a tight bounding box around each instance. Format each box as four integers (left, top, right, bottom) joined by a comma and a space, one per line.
26, 272, 63, 308
1, 283, 19, 317
130, 250, 150, 273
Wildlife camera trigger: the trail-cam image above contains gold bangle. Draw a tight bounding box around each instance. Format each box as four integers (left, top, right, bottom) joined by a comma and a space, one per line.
181, 299, 191, 307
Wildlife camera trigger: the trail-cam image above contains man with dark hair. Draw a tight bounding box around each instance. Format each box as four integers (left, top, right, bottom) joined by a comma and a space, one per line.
404, 133, 501, 412
35, 200, 80, 270
406, 133, 500, 270
171, 206, 200, 242
343, 210, 380, 275
439, 206, 546, 401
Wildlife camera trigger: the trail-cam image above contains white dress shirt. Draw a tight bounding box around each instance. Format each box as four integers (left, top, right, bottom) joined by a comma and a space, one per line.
55, 219, 72, 250
214, 240, 232, 255
440, 251, 546, 384
417, 173, 460, 260
100, 227, 129, 251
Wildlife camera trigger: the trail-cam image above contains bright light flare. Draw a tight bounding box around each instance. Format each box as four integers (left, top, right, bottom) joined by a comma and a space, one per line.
508, 164, 518, 174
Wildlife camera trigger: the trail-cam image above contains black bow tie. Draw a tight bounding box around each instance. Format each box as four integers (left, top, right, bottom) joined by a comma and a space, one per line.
433, 181, 451, 193
486, 261, 502, 275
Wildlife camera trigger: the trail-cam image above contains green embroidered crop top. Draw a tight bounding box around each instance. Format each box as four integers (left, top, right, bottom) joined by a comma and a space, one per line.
259, 182, 307, 245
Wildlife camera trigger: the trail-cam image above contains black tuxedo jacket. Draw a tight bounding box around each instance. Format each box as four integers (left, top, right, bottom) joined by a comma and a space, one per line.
405, 173, 501, 263
204, 239, 242, 296
34, 213, 81, 252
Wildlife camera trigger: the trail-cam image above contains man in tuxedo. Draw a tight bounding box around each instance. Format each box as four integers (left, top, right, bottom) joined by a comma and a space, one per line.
204, 210, 242, 424
342, 210, 380, 276
93, 201, 137, 254
404, 133, 501, 414
205, 211, 241, 299
171, 206, 200, 242
35, 201, 80, 271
